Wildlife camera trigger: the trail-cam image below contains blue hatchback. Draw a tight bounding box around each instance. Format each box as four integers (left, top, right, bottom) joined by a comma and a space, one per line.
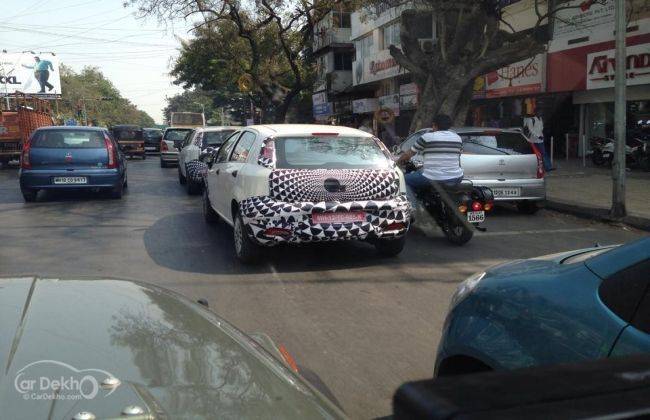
19, 126, 127, 201
435, 237, 650, 376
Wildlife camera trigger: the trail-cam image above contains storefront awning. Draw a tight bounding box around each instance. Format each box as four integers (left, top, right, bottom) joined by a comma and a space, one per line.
573, 84, 650, 104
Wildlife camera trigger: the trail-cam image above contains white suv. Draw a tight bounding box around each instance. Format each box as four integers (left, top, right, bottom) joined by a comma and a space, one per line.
178, 126, 237, 194
202, 124, 411, 263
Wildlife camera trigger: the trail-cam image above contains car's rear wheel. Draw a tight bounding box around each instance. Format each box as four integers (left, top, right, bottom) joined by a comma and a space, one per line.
187, 179, 201, 195
517, 201, 539, 215
375, 235, 407, 256
178, 166, 186, 185
160, 160, 166, 168
141, 154, 146, 160
110, 182, 123, 199
203, 188, 219, 224
234, 213, 261, 264
21, 188, 37, 202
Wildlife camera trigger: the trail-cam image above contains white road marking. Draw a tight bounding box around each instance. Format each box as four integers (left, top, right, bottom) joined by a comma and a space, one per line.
478, 227, 598, 237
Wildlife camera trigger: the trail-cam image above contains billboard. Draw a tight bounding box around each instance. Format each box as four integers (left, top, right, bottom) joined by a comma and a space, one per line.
0, 53, 61, 96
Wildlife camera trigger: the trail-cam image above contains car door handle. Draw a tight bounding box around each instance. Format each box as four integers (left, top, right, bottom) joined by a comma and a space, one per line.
231, 170, 238, 178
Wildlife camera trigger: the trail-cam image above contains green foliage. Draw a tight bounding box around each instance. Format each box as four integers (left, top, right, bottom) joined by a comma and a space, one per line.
57, 65, 155, 127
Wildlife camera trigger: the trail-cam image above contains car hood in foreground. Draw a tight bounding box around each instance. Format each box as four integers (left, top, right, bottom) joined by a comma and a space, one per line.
0, 277, 343, 420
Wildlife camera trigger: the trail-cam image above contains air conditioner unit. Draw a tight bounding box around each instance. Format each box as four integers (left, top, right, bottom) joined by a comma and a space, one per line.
419, 38, 435, 54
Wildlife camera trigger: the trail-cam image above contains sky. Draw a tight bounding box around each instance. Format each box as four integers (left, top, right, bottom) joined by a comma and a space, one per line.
1, 0, 198, 123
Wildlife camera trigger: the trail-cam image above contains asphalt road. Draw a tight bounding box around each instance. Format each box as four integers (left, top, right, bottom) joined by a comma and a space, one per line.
0, 158, 645, 419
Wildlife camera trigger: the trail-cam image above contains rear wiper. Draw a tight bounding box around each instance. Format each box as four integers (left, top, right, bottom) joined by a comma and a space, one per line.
465, 141, 510, 155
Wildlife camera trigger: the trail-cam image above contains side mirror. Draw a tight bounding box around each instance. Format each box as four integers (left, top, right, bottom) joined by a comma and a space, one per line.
200, 147, 216, 167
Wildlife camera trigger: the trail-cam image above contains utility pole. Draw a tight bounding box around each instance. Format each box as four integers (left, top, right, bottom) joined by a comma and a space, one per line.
611, 0, 626, 218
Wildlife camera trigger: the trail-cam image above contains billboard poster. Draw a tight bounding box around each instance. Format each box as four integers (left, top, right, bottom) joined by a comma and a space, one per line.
484, 54, 545, 98
586, 44, 650, 90
0, 53, 61, 96
553, 0, 650, 40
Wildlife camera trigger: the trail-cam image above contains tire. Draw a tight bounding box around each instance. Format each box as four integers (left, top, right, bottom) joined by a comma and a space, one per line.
234, 212, 261, 264
110, 182, 123, 199
592, 151, 606, 166
123, 175, 128, 189
178, 166, 187, 185
517, 201, 539, 215
375, 235, 407, 257
160, 160, 166, 168
442, 218, 473, 245
203, 188, 219, 224
187, 179, 202, 195
142, 154, 146, 160
21, 188, 37, 202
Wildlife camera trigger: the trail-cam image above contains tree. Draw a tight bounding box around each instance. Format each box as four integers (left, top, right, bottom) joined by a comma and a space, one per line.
128, 0, 326, 123
356, 0, 611, 130
58, 65, 155, 127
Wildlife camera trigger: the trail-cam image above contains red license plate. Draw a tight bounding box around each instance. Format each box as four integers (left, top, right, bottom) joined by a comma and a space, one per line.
312, 212, 365, 224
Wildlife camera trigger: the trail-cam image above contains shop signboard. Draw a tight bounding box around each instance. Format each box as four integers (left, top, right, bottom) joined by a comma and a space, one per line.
586, 44, 650, 90
352, 98, 379, 114
313, 102, 333, 120
484, 54, 545, 98
0, 52, 61, 96
399, 83, 418, 109
353, 49, 406, 86
378, 94, 400, 117
312, 92, 327, 106
553, 0, 650, 40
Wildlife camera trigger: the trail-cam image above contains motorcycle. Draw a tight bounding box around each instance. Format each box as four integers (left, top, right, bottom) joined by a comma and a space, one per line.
400, 160, 494, 245
591, 135, 646, 168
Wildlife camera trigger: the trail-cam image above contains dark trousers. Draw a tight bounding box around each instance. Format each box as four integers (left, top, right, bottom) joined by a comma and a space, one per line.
405, 170, 462, 204
35, 70, 54, 92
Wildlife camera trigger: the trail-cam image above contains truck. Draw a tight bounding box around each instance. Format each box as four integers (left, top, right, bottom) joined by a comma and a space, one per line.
170, 112, 205, 128
0, 93, 54, 167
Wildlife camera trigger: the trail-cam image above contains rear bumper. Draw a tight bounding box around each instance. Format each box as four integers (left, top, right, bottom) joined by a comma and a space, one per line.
467, 178, 546, 201
160, 151, 178, 162
239, 194, 411, 246
19, 168, 123, 190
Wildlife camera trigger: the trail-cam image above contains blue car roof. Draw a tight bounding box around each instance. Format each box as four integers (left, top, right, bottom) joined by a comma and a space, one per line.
586, 237, 650, 278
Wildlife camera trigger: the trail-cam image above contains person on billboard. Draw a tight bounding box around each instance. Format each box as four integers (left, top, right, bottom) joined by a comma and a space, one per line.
22, 56, 55, 93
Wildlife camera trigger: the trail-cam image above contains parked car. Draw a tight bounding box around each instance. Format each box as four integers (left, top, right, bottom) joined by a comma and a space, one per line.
160, 127, 194, 167
178, 126, 237, 194
143, 127, 163, 152
111, 124, 146, 160
0, 276, 345, 419
203, 124, 412, 263
399, 127, 545, 214
19, 126, 127, 201
434, 237, 650, 377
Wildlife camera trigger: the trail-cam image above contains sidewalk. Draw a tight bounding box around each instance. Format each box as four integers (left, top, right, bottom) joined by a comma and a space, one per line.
545, 159, 650, 231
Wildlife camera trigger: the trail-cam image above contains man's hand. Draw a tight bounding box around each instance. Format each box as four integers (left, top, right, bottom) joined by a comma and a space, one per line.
397, 149, 416, 165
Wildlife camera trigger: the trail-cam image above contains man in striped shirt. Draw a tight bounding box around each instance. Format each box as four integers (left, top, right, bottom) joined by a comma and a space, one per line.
397, 114, 464, 198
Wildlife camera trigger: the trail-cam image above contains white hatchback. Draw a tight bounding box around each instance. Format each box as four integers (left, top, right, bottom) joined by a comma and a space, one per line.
202, 124, 412, 263
178, 126, 237, 194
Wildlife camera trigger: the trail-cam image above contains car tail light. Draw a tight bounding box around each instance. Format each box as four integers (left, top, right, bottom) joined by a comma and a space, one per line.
104, 135, 118, 169
161, 140, 168, 152
471, 201, 483, 212
278, 344, 299, 373
21, 139, 31, 169
458, 204, 468, 213
385, 222, 406, 231
531, 143, 545, 179
484, 201, 494, 211
263, 227, 291, 238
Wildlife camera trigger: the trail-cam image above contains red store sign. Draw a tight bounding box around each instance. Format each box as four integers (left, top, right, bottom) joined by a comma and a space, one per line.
547, 33, 650, 93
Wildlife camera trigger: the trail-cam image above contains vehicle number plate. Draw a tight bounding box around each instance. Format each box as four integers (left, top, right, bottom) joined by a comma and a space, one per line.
53, 176, 87, 184
492, 187, 521, 197
312, 212, 365, 224
467, 211, 485, 223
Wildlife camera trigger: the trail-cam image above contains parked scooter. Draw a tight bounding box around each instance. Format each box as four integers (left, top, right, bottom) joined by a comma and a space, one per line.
590, 135, 645, 168
400, 161, 494, 245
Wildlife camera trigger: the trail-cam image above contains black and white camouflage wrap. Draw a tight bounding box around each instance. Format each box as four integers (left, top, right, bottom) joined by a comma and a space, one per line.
269, 169, 400, 203
185, 160, 209, 184
239, 193, 411, 246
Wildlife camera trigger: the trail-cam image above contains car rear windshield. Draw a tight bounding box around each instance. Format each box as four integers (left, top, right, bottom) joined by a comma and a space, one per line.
113, 128, 143, 140
204, 130, 235, 146
460, 132, 533, 155
143, 130, 162, 140
164, 129, 192, 141
31, 130, 106, 148
274, 136, 392, 169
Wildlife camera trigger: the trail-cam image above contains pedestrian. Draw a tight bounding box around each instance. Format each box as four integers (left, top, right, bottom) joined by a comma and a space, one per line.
523, 110, 552, 171
22, 56, 55, 93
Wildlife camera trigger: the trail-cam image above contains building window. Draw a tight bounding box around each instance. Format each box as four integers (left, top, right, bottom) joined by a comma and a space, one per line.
334, 52, 353, 70
332, 11, 351, 28
355, 34, 374, 62
382, 21, 401, 50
